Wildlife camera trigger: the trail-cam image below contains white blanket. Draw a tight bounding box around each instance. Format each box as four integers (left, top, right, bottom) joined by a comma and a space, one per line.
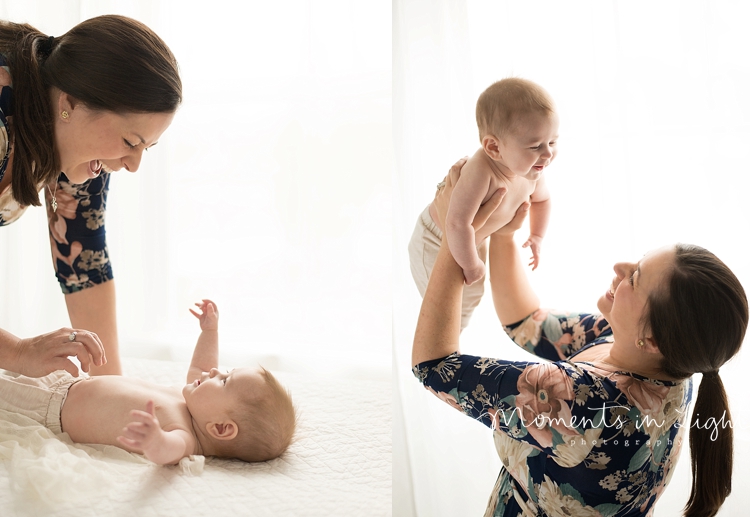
0, 358, 391, 516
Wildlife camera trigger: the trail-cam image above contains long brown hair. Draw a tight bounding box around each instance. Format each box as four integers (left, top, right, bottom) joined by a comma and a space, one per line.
0, 15, 181, 206
646, 244, 748, 517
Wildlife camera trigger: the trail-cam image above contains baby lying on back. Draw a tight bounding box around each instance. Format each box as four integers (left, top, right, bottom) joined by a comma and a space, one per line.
0, 300, 296, 464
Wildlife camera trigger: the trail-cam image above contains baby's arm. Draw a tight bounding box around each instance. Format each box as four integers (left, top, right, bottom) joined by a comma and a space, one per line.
117, 400, 195, 465
445, 163, 492, 285
522, 176, 551, 270
186, 300, 219, 384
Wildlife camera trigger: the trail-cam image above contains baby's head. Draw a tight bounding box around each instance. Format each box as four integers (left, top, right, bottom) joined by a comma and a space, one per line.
475, 78, 558, 179
476, 77, 555, 140
183, 366, 296, 462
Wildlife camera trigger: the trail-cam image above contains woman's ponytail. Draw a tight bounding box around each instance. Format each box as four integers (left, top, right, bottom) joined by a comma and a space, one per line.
646, 244, 747, 517
684, 372, 732, 517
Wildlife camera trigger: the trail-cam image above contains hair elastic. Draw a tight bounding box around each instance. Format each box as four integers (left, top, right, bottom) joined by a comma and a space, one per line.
38, 35, 56, 58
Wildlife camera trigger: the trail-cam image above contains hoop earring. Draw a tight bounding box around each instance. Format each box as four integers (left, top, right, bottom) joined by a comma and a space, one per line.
61, 110, 69, 119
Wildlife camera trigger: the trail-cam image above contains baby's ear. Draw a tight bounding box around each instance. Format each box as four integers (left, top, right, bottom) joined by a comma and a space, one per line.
206, 420, 238, 441
482, 134, 502, 160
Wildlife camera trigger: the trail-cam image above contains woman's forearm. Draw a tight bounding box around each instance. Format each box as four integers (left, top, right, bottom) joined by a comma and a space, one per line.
0, 327, 22, 371
65, 280, 121, 375
488, 233, 541, 325
412, 239, 465, 366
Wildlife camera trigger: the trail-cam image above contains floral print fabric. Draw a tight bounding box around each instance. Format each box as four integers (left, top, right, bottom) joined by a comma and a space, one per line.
43, 174, 113, 293
0, 54, 113, 293
413, 309, 692, 517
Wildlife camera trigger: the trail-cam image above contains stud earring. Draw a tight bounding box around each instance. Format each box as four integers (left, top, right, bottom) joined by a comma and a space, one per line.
637, 340, 645, 348
61, 110, 69, 119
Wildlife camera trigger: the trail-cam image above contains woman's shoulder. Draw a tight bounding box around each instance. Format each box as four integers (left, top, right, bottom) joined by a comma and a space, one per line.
0, 185, 30, 226
0, 49, 11, 110
0, 52, 12, 186
504, 309, 612, 362
559, 357, 691, 418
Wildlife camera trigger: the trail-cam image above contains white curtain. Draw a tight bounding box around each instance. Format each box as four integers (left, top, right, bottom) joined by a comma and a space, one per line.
0, 0, 391, 378
394, 1, 750, 516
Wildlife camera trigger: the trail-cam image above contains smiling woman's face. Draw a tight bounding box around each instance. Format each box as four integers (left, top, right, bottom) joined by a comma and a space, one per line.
597, 245, 677, 341
53, 95, 174, 184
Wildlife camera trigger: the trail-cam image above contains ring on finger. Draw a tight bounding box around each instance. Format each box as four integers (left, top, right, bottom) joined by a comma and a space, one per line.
68, 332, 77, 342
436, 181, 446, 190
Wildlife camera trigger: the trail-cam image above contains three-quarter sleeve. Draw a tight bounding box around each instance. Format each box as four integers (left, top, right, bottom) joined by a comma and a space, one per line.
45, 172, 113, 294
413, 352, 599, 455
503, 309, 612, 362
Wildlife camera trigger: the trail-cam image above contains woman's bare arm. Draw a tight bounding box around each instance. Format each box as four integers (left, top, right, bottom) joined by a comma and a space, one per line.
488, 209, 541, 325
412, 160, 506, 366
65, 281, 121, 375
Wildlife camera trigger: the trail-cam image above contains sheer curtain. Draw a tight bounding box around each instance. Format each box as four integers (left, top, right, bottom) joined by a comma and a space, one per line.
0, 0, 391, 379
394, 1, 750, 515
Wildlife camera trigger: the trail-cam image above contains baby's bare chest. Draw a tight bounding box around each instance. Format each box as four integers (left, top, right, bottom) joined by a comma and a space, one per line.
475, 176, 537, 241
62, 377, 190, 449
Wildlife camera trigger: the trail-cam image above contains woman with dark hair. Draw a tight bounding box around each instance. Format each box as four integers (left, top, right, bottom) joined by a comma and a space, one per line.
0, 15, 181, 376
412, 159, 747, 516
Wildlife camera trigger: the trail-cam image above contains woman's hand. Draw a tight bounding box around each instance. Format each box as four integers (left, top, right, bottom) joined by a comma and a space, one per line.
434, 157, 507, 233
493, 200, 530, 237
13, 328, 106, 377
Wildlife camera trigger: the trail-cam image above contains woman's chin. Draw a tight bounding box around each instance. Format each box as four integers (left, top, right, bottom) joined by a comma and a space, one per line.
596, 296, 611, 317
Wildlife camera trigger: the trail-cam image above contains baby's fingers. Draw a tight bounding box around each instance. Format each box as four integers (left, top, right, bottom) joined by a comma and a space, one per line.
128, 410, 156, 426
119, 426, 147, 443
528, 252, 539, 270
117, 435, 139, 448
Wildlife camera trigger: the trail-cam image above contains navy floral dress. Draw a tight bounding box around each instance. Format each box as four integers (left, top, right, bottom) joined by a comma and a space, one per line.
0, 54, 112, 294
413, 309, 692, 517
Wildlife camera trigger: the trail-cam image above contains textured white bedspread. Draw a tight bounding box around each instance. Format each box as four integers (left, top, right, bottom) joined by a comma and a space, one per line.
0, 357, 391, 516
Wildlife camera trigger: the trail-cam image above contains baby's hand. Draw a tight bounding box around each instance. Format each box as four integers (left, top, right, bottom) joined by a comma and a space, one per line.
463, 262, 485, 286
522, 235, 543, 271
117, 400, 164, 453
189, 299, 219, 331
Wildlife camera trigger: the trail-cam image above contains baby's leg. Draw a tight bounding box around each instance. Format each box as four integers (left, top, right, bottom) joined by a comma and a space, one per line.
408, 205, 487, 330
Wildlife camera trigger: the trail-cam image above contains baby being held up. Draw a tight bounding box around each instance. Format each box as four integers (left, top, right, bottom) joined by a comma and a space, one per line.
409, 77, 558, 330
0, 300, 296, 465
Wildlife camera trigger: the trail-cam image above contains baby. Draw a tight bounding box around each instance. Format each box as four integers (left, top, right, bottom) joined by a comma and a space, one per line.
408, 77, 558, 329
0, 300, 296, 465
